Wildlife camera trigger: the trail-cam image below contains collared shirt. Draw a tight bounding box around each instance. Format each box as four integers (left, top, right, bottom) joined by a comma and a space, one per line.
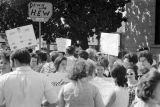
0, 66, 56, 107
66, 56, 77, 73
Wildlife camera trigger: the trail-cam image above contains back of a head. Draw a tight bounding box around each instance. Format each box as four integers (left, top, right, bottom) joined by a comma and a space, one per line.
10, 49, 31, 65
37, 51, 47, 63
86, 48, 96, 60
78, 50, 89, 60
87, 61, 96, 76
66, 46, 75, 55
124, 52, 138, 64
111, 64, 127, 87
118, 50, 128, 59
50, 51, 59, 62
97, 56, 109, 69
137, 71, 160, 102
138, 51, 153, 65
30, 53, 38, 58
54, 56, 67, 72
69, 59, 88, 81
0, 50, 11, 62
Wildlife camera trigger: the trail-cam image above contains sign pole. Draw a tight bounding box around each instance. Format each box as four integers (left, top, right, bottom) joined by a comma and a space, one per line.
39, 22, 41, 50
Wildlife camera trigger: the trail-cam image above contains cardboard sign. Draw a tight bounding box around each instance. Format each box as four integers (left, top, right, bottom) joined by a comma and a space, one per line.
5, 25, 37, 50
56, 38, 71, 52
100, 33, 120, 56
28, 2, 53, 22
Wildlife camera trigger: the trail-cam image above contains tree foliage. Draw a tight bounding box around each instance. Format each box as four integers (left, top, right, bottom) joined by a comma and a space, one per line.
0, 0, 129, 49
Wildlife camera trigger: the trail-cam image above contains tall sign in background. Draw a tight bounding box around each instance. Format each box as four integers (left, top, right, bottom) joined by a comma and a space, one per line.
28, 2, 53, 50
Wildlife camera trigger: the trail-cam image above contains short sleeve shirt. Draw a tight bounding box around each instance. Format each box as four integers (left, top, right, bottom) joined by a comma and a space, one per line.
0, 66, 57, 107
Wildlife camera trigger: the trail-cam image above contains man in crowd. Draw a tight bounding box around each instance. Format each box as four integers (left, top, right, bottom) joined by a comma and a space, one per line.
138, 51, 156, 72
66, 46, 77, 72
0, 49, 57, 107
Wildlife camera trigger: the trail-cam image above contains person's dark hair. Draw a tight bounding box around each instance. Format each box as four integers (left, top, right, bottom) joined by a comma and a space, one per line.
124, 53, 138, 64
137, 71, 160, 102
30, 53, 38, 58
66, 46, 75, 55
0, 51, 10, 62
127, 65, 138, 80
69, 59, 87, 81
118, 51, 128, 59
30, 53, 38, 64
10, 49, 31, 64
37, 51, 47, 63
28, 48, 33, 53
78, 50, 89, 60
50, 51, 59, 62
74, 48, 81, 58
58, 52, 65, 56
111, 64, 127, 87
143, 47, 149, 51
54, 56, 67, 72
136, 47, 149, 52
138, 51, 153, 65
136, 47, 144, 52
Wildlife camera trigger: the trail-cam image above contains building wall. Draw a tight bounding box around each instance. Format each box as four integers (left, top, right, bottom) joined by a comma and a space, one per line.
125, 0, 155, 52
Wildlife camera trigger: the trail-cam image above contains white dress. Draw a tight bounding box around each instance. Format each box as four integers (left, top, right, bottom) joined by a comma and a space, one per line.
111, 86, 129, 107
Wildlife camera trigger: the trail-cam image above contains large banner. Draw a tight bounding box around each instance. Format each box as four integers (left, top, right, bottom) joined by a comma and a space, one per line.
100, 33, 120, 56
56, 38, 71, 52
5, 25, 37, 51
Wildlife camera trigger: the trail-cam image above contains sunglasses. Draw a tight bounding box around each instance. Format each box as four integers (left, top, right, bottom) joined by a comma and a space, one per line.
138, 74, 143, 78
127, 73, 134, 76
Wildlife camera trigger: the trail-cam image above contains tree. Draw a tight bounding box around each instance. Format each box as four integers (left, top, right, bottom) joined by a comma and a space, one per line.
0, 0, 129, 50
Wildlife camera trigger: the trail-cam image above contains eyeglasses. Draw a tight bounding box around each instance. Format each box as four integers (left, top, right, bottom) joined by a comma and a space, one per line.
127, 73, 134, 76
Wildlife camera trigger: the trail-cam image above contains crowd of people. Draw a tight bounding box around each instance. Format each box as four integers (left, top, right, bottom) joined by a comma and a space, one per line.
0, 46, 160, 107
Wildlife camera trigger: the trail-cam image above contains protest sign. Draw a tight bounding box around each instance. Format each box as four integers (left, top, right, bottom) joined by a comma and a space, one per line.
90, 77, 115, 104
5, 25, 37, 51
28, 2, 53, 22
56, 38, 71, 52
100, 33, 120, 56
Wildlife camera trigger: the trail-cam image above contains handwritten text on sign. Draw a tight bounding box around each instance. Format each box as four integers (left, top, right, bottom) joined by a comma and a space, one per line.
56, 38, 71, 52
28, 2, 53, 22
5, 25, 37, 50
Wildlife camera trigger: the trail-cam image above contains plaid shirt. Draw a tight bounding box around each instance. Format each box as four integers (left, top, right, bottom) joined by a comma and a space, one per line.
128, 85, 137, 107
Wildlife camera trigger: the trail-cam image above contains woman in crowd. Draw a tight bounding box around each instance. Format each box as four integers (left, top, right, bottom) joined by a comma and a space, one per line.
134, 71, 160, 107
58, 59, 104, 107
36, 51, 48, 73
126, 65, 138, 107
42, 56, 69, 107
127, 65, 138, 87
41, 51, 59, 74
48, 56, 68, 96
105, 64, 129, 107
0, 51, 11, 75
123, 53, 138, 68
137, 67, 150, 80
30, 53, 38, 71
